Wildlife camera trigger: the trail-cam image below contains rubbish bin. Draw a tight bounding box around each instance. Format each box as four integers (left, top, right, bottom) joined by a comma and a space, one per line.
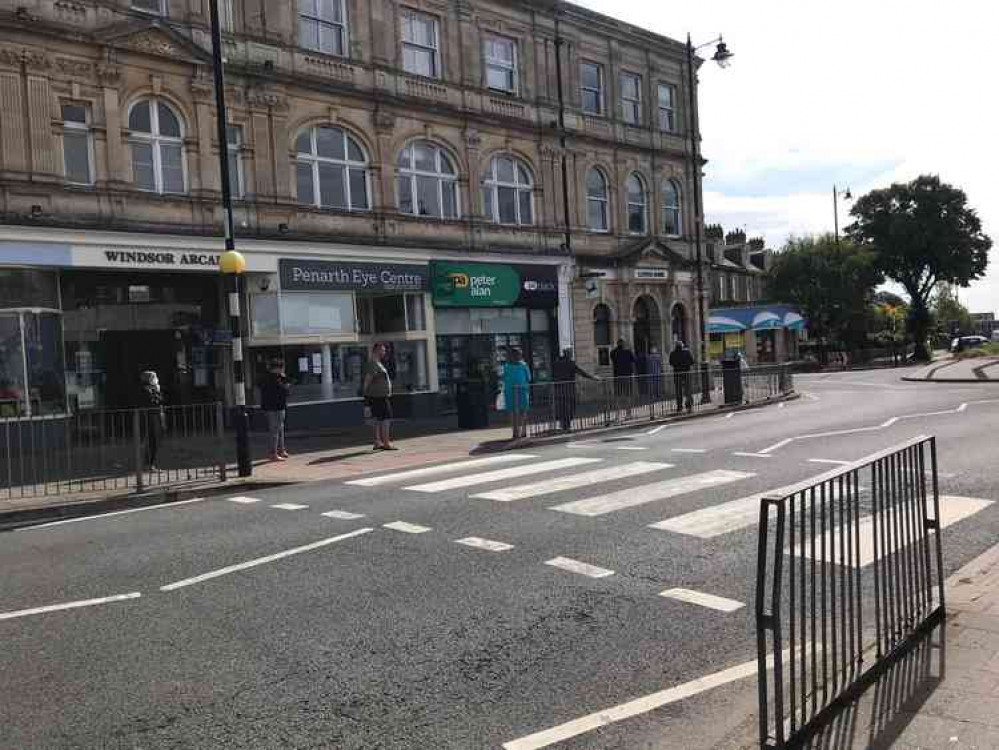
456, 379, 491, 429
722, 359, 744, 405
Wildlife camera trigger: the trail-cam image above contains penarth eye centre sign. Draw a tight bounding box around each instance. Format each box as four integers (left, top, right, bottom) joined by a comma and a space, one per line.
279, 258, 429, 293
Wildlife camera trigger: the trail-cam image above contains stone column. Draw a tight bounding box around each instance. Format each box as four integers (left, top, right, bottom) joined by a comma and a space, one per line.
558, 262, 576, 353
97, 64, 126, 187
321, 343, 334, 400
0, 69, 26, 175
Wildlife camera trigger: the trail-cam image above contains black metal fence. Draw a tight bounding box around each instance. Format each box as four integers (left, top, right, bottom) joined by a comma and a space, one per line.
755, 435, 945, 749
1, 403, 227, 501
512, 364, 793, 438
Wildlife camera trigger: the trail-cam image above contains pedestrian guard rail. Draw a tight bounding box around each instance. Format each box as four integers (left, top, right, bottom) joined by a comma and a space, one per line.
1, 402, 227, 501
755, 435, 945, 749
512, 364, 793, 438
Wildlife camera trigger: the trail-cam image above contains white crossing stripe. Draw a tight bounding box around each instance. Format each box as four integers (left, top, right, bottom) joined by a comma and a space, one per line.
455, 537, 514, 552
614, 445, 649, 451
808, 458, 852, 466
732, 452, 773, 459
551, 470, 754, 517
544, 556, 614, 578
345, 454, 537, 487
0, 592, 142, 622
473, 462, 673, 502
227, 496, 262, 504
659, 588, 744, 613
792, 495, 993, 568
321, 510, 366, 520
671, 448, 707, 454
383, 521, 432, 534
405, 457, 601, 493
650, 472, 860, 538
271, 503, 308, 511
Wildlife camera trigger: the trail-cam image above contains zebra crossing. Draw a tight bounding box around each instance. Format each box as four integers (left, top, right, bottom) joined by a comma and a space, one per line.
335, 451, 995, 556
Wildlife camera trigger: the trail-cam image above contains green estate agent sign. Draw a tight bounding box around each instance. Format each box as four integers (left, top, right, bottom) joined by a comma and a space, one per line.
431, 262, 558, 308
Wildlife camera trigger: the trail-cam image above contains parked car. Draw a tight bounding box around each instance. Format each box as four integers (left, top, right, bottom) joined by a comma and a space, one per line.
951, 335, 988, 353
991, 330, 999, 343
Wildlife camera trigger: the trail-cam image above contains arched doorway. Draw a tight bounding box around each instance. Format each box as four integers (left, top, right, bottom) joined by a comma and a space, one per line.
632, 295, 661, 359
671, 302, 688, 348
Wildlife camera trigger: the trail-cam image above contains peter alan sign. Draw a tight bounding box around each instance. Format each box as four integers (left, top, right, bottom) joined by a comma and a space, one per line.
430, 262, 558, 308
279, 258, 429, 293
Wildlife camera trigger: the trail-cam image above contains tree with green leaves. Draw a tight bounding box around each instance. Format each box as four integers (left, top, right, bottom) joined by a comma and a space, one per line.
767, 234, 883, 347
931, 285, 972, 337
846, 175, 992, 360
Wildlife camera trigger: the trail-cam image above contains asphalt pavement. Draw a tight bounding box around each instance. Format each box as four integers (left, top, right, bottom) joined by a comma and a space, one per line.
2, 367, 998, 750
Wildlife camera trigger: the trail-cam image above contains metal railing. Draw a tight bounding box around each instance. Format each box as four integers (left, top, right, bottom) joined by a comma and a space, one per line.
755, 435, 945, 749
1, 403, 227, 500
513, 364, 794, 438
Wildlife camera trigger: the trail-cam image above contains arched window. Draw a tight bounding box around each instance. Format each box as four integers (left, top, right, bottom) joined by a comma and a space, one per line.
295, 125, 370, 210
593, 303, 612, 347
586, 168, 609, 232
397, 140, 459, 219
671, 303, 688, 346
482, 154, 533, 226
129, 99, 185, 194
626, 173, 647, 234
662, 179, 682, 236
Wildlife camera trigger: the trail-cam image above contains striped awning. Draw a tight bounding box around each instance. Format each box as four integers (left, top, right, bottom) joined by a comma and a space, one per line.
708, 304, 807, 332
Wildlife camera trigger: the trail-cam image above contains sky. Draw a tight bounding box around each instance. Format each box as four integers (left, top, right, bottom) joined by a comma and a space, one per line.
571, 0, 999, 313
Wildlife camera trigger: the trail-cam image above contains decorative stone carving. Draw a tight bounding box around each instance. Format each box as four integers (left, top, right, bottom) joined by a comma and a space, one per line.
54, 1, 87, 24
96, 64, 121, 85
122, 31, 182, 59
55, 57, 94, 78
0, 47, 51, 70
464, 129, 482, 149
246, 89, 287, 111
373, 107, 395, 131
304, 55, 356, 83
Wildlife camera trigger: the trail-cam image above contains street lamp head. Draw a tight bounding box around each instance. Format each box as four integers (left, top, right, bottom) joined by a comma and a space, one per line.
712, 39, 734, 68
843, 188, 853, 200
219, 249, 247, 275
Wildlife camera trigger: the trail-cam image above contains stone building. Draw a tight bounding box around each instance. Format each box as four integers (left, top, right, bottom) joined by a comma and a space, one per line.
0, 0, 704, 425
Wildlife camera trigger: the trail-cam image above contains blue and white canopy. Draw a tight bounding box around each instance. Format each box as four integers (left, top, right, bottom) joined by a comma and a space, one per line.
708, 304, 807, 333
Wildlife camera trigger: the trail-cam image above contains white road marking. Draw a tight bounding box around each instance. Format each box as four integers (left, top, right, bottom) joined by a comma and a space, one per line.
808, 458, 852, 466
725, 413, 735, 420
659, 588, 744, 613
567, 441, 599, 448
405, 457, 601, 493
671, 448, 707, 454
544, 556, 614, 578
732, 452, 773, 459
551, 470, 754, 517
383, 521, 431, 534
227, 496, 262, 504
614, 445, 649, 451
455, 537, 514, 552
271, 503, 308, 511
793, 495, 993, 568
345, 454, 537, 487
321, 510, 366, 520
0, 592, 142, 622
473, 462, 672, 502
778, 403, 786, 409
502, 650, 791, 749
646, 425, 670, 436
760, 438, 794, 454
650, 469, 861, 539
159, 529, 373, 591
17, 497, 209, 530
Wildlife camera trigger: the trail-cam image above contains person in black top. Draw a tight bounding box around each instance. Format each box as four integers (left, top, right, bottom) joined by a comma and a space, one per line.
139, 370, 164, 471
552, 348, 599, 431
610, 339, 636, 411
669, 341, 696, 413
260, 359, 290, 461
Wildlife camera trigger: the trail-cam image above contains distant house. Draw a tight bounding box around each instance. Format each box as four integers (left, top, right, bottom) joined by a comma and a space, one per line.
704, 226, 805, 364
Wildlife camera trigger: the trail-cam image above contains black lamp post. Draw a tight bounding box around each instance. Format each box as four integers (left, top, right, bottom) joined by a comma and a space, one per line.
833, 185, 852, 247
209, 0, 251, 478
686, 34, 732, 402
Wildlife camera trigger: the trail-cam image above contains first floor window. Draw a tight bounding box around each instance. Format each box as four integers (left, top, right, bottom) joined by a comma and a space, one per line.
129, 99, 185, 194
484, 36, 517, 92
482, 154, 533, 225
62, 104, 93, 185
586, 168, 609, 231
626, 173, 647, 234
226, 125, 244, 199
295, 125, 370, 211
581, 61, 604, 114
397, 140, 459, 219
662, 179, 682, 236
620, 72, 642, 125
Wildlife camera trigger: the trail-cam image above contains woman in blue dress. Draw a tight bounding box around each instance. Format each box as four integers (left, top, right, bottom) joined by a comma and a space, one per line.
502, 348, 532, 440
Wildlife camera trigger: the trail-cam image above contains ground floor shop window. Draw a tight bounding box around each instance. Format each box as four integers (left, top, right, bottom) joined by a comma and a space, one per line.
250, 339, 430, 405
756, 329, 777, 363
0, 310, 66, 418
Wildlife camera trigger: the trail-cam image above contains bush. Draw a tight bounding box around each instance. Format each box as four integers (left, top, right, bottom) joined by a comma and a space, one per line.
954, 343, 999, 360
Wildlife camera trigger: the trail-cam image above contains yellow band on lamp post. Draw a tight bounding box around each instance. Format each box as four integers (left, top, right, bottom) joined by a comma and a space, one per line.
219, 250, 246, 275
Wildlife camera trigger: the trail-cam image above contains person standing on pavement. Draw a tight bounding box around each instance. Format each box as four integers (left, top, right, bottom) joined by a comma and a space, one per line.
139, 370, 164, 471
669, 341, 695, 413
363, 342, 396, 451
552, 348, 599, 432
610, 338, 636, 403
260, 359, 290, 462
502, 348, 532, 441
648, 346, 664, 398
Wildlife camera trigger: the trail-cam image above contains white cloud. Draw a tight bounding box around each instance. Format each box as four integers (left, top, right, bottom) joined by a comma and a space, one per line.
571, 0, 999, 312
